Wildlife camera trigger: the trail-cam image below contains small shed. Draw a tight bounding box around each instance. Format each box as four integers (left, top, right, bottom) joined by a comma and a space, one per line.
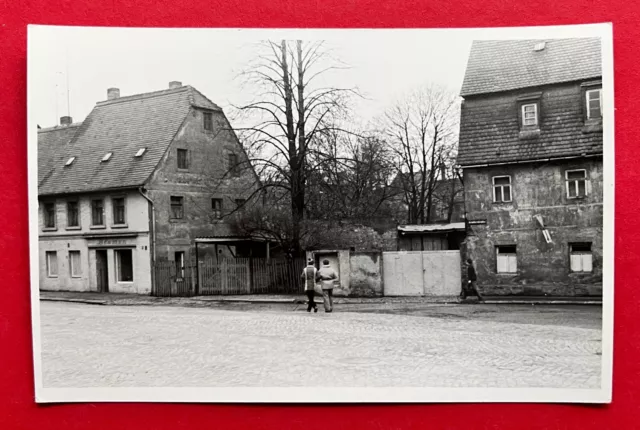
397, 222, 466, 251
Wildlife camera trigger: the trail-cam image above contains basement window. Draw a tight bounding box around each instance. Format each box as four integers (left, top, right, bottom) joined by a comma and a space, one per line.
101, 152, 113, 162
65, 157, 75, 166
496, 245, 517, 274
570, 243, 593, 273
135, 148, 146, 157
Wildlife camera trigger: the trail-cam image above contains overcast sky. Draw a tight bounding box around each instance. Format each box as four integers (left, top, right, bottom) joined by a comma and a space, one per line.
29, 25, 610, 129
30, 28, 475, 129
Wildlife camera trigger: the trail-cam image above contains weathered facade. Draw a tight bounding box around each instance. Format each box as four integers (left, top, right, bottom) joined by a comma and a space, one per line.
458, 38, 603, 296
38, 82, 260, 294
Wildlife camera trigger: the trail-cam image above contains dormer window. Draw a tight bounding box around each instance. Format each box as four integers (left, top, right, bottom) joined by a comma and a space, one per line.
135, 148, 146, 157
101, 152, 113, 162
533, 42, 546, 52
65, 157, 75, 166
521, 103, 538, 127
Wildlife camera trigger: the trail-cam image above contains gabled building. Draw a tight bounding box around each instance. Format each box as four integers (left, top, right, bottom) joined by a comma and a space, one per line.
457, 38, 603, 296
38, 82, 260, 294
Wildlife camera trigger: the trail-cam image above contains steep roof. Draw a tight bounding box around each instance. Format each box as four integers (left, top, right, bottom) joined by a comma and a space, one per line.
38, 85, 221, 196
38, 123, 82, 188
460, 38, 602, 97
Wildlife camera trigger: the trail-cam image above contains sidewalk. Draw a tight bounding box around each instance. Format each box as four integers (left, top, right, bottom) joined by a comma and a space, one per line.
39, 291, 602, 307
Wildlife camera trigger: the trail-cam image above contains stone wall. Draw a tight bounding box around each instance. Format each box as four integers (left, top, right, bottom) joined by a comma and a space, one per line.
349, 252, 383, 297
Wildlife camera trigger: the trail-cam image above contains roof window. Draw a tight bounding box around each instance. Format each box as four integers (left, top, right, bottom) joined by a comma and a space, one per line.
65, 157, 75, 166
533, 42, 546, 52
101, 152, 113, 162
135, 148, 147, 157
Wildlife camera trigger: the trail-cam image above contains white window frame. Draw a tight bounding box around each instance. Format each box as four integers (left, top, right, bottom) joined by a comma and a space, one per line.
570, 243, 593, 273
565, 169, 589, 199
521, 103, 538, 127
69, 250, 82, 278
496, 246, 517, 274
46, 251, 58, 277
492, 175, 513, 203
586, 88, 602, 120
115, 249, 134, 283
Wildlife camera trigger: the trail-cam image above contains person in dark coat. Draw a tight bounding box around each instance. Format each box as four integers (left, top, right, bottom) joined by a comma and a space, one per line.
301, 259, 319, 312
461, 258, 485, 303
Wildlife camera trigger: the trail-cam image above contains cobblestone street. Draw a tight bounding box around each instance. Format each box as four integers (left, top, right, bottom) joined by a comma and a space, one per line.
40, 301, 602, 389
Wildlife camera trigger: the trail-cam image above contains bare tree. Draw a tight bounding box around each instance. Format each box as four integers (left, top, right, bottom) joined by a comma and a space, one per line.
232, 40, 357, 255
384, 85, 460, 224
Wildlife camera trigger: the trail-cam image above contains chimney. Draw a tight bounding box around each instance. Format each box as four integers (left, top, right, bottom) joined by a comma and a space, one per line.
60, 116, 73, 126
169, 81, 182, 89
107, 88, 120, 100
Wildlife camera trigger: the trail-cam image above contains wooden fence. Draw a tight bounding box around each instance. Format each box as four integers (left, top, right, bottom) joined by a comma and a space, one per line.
153, 257, 305, 297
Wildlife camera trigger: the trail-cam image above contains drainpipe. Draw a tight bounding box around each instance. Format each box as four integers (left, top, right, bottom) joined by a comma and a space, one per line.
138, 187, 156, 294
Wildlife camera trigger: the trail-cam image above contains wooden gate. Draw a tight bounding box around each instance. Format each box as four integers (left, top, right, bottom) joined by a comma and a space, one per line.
382, 251, 462, 296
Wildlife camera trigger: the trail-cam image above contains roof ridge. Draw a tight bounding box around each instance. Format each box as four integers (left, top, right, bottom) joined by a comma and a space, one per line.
38, 123, 82, 133
96, 86, 190, 106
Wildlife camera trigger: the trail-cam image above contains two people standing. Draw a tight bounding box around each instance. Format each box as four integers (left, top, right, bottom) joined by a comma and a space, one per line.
301, 258, 338, 313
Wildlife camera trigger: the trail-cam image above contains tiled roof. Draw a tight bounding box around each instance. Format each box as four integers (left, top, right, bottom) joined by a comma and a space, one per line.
38, 85, 218, 196
460, 38, 602, 96
37, 123, 81, 188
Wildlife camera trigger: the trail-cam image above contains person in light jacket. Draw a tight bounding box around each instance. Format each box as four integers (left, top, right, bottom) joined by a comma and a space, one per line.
317, 259, 338, 313
301, 259, 319, 312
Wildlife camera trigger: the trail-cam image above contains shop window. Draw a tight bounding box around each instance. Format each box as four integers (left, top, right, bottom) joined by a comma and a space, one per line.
116, 249, 133, 282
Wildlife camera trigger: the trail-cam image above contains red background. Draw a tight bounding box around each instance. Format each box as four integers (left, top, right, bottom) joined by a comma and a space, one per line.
0, 1, 635, 428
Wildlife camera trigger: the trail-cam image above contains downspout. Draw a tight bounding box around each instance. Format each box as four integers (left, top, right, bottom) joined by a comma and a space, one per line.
139, 187, 156, 295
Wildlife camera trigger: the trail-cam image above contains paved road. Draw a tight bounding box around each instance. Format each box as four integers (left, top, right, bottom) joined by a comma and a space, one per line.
39, 301, 602, 389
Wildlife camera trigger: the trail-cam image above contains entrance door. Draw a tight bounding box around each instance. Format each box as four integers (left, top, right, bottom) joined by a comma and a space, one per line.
96, 250, 109, 292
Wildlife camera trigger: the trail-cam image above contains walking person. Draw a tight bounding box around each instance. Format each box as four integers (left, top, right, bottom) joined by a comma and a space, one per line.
301, 259, 319, 312
461, 258, 485, 303
318, 259, 338, 313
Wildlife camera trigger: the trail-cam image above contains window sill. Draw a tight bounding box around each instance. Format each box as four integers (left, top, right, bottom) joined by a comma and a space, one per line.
169, 219, 186, 223
47, 275, 58, 278
65, 226, 81, 231
42, 227, 57, 232
177, 168, 190, 172
116, 281, 134, 284
71, 275, 82, 279
89, 225, 106, 230
111, 224, 129, 229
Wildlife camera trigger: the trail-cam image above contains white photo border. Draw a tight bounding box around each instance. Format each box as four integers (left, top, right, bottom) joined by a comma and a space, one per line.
27, 22, 614, 404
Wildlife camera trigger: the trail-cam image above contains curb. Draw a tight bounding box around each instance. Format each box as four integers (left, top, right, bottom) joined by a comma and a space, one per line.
41, 297, 602, 306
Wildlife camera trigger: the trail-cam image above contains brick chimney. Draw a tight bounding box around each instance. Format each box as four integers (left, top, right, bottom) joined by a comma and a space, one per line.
169, 81, 182, 89
107, 88, 120, 100
60, 116, 73, 126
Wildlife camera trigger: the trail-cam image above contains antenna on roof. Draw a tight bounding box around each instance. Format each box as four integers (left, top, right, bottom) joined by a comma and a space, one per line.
65, 47, 71, 118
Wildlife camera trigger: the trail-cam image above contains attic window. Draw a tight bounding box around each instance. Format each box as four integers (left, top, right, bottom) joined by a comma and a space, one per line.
65, 157, 76, 166
135, 148, 147, 157
101, 152, 113, 162
533, 42, 546, 51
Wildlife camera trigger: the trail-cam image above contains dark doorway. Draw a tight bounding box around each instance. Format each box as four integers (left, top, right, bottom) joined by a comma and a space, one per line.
96, 250, 109, 292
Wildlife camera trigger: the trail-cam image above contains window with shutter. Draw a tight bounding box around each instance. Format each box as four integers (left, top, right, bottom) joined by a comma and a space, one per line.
496, 245, 517, 273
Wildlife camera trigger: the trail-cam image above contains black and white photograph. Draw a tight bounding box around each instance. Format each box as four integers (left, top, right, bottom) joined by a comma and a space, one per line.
28, 24, 614, 403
